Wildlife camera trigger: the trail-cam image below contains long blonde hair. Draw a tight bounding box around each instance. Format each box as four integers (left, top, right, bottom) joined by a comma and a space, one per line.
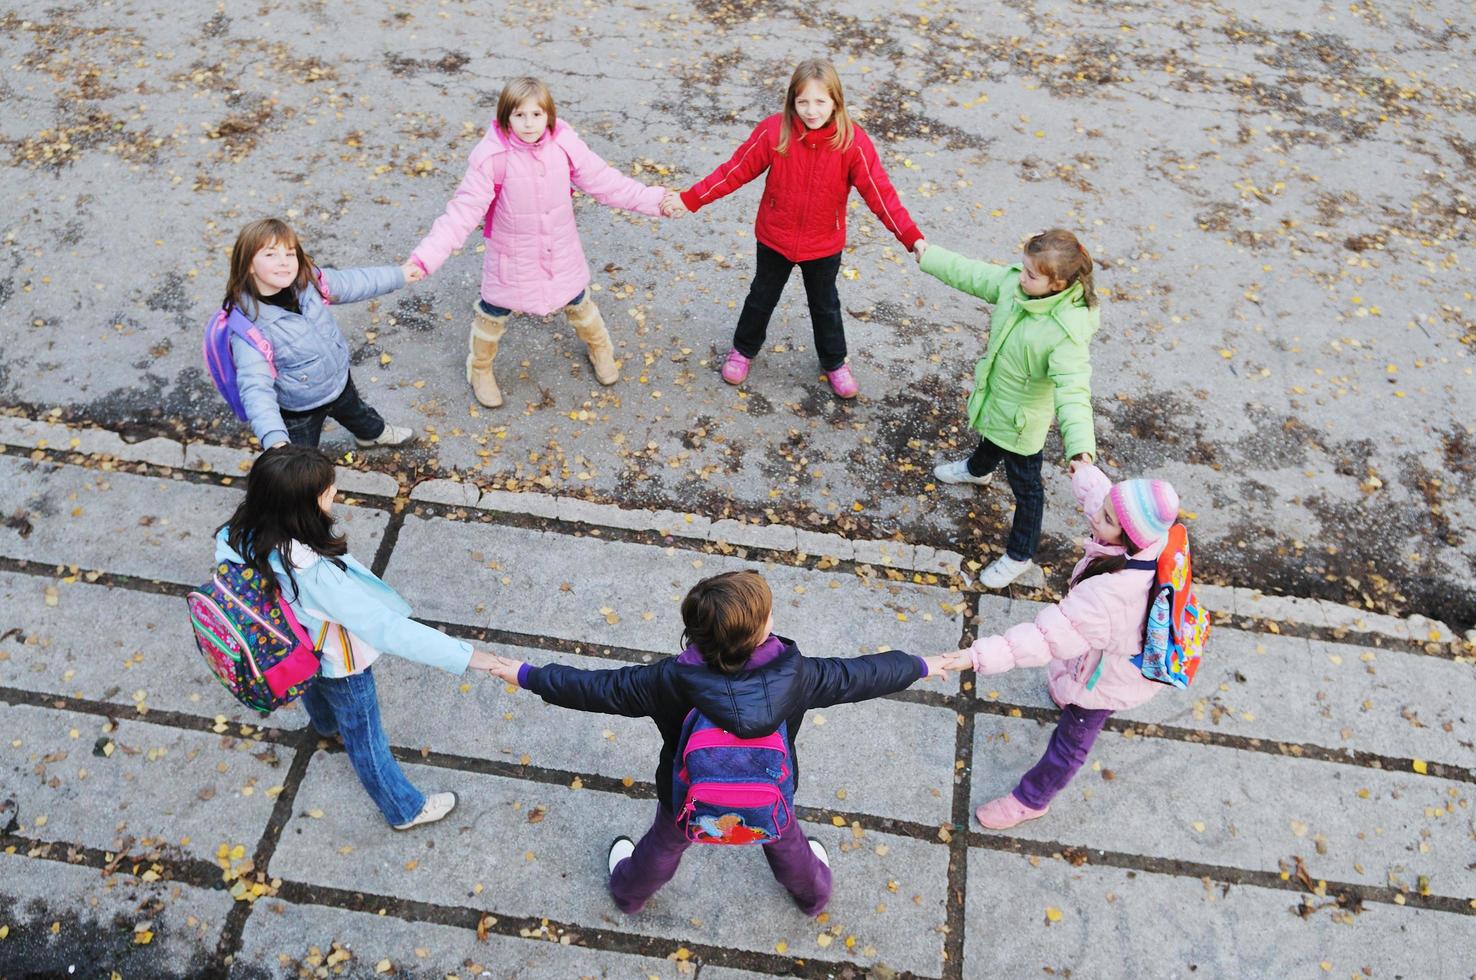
777, 59, 854, 157
223, 218, 318, 317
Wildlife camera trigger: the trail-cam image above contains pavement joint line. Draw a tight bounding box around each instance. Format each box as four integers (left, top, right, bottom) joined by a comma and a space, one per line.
6, 414, 1467, 650
206, 732, 315, 978
0, 832, 906, 979
940, 587, 982, 980
368, 506, 408, 579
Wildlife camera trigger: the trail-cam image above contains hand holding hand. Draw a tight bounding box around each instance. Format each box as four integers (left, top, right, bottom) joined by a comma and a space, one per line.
661, 191, 689, 218
486, 653, 525, 686
912, 238, 928, 264
1067, 453, 1091, 476
921, 653, 954, 681
940, 649, 974, 673
401, 260, 426, 284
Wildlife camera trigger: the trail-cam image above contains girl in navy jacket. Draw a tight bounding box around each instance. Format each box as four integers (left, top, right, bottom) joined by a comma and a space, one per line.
487, 570, 950, 914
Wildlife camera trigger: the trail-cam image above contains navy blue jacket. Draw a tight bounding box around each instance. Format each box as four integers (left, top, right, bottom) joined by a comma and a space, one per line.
522, 635, 925, 810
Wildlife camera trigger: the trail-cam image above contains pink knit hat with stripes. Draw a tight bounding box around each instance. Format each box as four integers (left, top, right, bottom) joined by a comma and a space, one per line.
1109, 479, 1180, 551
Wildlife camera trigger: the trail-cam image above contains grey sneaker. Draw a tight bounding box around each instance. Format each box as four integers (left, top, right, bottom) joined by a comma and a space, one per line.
977, 554, 1035, 590
392, 791, 456, 830
933, 458, 993, 486
355, 424, 414, 448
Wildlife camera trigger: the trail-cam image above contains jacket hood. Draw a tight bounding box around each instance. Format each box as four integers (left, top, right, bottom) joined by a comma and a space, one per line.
1007, 268, 1099, 344
672, 635, 804, 738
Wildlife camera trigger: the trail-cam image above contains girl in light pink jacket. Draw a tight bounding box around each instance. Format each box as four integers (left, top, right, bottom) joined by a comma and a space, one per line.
946, 464, 1181, 829
409, 77, 668, 408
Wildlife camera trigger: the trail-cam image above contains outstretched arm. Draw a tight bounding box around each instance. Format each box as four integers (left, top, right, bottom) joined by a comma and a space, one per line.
409, 150, 499, 276
678, 119, 774, 214
803, 650, 929, 708
560, 128, 666, 217
847, 128, 922, 252
513, 658, 665, 718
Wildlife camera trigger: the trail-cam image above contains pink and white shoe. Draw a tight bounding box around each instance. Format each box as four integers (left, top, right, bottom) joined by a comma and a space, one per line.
721, 349, 752, 385
825, 363, 858, 399
974, 793, 1049, 830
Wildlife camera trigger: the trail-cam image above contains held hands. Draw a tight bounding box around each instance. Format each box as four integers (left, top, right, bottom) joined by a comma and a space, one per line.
920, 652, 958, 681
401, 260, 426, 285
936, 649, 974, 674
660, 190, 690, 218
1067, 453, 1091, 476
912, 238, 928, 264
468, 649, 525, 686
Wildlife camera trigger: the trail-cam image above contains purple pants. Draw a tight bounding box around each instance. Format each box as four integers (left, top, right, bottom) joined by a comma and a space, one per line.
1012, 703, 1114, 811
609, 804, 832, 915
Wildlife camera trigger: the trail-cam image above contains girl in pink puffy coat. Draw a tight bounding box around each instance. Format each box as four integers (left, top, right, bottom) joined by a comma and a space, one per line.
409, 77, 669, 408
943, 464, 1181, 829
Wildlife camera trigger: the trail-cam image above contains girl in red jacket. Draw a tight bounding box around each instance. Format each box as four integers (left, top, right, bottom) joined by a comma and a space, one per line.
665, 59, 924, 398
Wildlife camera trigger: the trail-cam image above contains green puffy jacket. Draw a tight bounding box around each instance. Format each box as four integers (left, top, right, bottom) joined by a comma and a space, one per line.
920, 244, 1098, 461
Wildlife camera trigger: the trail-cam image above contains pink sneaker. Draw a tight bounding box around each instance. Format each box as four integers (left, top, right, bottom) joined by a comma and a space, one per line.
974, 793, 1049, 830
721, 349, 751, 385
825, 363, 858, 399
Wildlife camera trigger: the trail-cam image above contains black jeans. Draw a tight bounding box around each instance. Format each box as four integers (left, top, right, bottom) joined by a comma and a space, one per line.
967, 438, 1045, 561
282, 374, 385, 448
732, 241, 847, 371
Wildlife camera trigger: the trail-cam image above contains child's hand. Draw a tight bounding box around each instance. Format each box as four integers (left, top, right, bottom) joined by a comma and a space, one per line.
922, 652, 960, 681
487, 653, 525, 686
912, 238, 928, 264
1067, 453, 1091, 476
661, 191, 689, 218
937, 649, 974, 673
401, 260, 426, 284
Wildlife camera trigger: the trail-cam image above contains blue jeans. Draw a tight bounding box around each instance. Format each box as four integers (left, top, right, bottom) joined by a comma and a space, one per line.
301, 668, 425, 826
967, 438, 1046, 561
478, 291, 585, 318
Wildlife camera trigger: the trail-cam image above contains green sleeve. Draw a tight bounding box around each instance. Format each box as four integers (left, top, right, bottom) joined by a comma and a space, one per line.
918, 245, 1013, 304
1047, 339, 1096, 461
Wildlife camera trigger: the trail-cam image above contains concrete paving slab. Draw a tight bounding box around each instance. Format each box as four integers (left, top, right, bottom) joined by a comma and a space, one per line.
0, 571, 309, 731
409, 477, 482, 507
234, 899, 704, 980
970, 716, 1474, 897
964, 848, 1473, 980
0, 455, 389, 585
372, 648, 958, 826
383, 516, 968, 682
0, 704, 285, 867
270, 760, 951, 976
0, 851, 232, 979
968, 624, 1476, 767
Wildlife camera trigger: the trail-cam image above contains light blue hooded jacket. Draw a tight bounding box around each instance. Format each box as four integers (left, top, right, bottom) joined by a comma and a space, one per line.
213, 527, 472, 678
231, 265, 405, 449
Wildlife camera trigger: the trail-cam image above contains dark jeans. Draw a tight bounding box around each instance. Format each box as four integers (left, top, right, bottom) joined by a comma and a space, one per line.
732, 241, 846, 371
300, 668, 425, 826
609, 804, 832, 915
282, 374, 385, 448
967, 438, 1046, 561
1012, 703, 1114, 811
478, 290, 584, 318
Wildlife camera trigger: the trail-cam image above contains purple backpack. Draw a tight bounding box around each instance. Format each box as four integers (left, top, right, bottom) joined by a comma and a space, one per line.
672, 711, 795, 845
204, 272, 330, 419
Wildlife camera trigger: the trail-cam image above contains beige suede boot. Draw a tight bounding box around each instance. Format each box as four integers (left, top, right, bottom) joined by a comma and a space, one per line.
565, 294, 619, 385
467, 304, 508, 408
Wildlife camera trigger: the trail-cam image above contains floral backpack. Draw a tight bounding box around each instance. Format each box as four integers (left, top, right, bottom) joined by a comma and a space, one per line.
187, 560, 320, 714
1125, 524, 1210, 688
671, 711, 795, 845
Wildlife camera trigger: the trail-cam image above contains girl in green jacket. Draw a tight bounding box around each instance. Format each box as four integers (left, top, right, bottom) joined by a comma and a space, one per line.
914, 229, 1099, 589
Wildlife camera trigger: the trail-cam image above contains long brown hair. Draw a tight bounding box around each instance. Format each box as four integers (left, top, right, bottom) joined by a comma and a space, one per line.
1024, 229, 1097, 308
777, 59, 855, 157
223, 218, 318, 318
221, 444, 347, 601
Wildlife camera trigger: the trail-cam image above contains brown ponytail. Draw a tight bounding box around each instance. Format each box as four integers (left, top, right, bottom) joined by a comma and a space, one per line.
1024, 229, 1097, 308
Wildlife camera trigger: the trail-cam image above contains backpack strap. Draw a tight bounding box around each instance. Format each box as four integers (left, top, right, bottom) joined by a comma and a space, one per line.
312, 267, 331, 305
1125, 559, 1157, 571
220, 307, 278, 377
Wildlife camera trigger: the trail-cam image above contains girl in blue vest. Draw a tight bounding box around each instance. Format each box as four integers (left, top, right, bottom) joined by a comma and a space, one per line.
224, 218, 422, 451
216, 444, 503, 828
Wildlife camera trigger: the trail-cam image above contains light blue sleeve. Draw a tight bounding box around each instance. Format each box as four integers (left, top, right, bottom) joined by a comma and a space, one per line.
292, 558, 473, 675
230, 333, 289, 448
320, 266, 405, 305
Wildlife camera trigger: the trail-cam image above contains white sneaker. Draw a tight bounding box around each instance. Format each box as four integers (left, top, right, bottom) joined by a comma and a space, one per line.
608, 836, 635, 874
807, 837, 830, 868
355, 424, 414, 448
977, 554, 1035, 590
392, 791, 456, 830
933, 458, 993, 486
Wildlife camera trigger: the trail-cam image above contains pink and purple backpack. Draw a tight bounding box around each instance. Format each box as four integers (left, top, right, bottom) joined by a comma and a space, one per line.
672, 711, 795, 845
187, 560, 320, 715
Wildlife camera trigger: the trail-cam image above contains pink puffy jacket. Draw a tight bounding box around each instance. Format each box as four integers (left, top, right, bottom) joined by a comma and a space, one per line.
411, 120, 665, 317
968, 465, 1166, 711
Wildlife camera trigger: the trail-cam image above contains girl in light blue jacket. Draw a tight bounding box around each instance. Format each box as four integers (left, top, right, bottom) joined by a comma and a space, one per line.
224, 218, 421, 450
217, 444, 501, 829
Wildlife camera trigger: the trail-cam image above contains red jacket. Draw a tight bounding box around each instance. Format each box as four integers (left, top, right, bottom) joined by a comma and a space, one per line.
679, 114, 923, 263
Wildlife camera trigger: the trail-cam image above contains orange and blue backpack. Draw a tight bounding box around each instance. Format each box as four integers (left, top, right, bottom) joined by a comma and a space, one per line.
1125, 524, 1210, 688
